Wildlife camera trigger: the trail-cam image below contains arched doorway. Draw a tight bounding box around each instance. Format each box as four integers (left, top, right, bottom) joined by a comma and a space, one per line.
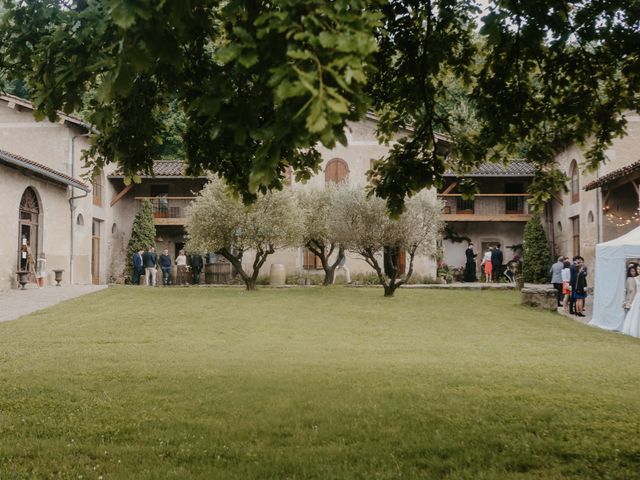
18, 187, 40, 277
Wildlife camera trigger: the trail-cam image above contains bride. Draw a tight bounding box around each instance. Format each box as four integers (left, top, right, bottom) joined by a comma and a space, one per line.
622, 263, 640, 337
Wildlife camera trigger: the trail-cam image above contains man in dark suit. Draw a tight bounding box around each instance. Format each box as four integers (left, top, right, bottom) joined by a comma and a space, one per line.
132, 249, 144, 285
491, 244, 503, 282
191, 253, 203, 285
143, 246, 158, 286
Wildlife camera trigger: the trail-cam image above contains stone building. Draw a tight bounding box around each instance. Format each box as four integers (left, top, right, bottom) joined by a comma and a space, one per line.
108, 115, 445, 281
546, 112, 640, 273
0, 94, 123, 290
438, 161, 535, 275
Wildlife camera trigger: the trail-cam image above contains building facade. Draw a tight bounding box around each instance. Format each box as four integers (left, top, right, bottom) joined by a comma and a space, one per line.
438, 161, 535, 276
546, 112, 640, 273
107, 116, 443, 281
0, 94, 124, 290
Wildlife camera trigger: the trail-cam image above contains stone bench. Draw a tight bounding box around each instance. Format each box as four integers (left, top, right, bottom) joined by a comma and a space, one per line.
521, 286, 558, 311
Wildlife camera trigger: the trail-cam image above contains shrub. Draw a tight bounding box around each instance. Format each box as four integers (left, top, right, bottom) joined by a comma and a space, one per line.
522, 213, 552, 283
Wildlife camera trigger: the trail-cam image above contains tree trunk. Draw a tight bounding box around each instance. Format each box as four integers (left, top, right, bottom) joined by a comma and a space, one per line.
362, 250, 396, 298
307, 241, 342, 286
323, 268, 335, 286
218, 248, 256, 291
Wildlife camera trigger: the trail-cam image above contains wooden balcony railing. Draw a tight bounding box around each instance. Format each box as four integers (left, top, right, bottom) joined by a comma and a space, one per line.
135, 197, 195, 225
437, 194, 531, 221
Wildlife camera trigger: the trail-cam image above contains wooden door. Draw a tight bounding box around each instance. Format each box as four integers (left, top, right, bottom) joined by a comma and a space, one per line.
91, 219, 101, 284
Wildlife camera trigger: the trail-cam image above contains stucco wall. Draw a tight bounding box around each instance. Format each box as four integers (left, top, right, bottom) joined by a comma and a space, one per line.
442, 222, 525, 272
0, 99, 122, 289
548, 113, 640, 274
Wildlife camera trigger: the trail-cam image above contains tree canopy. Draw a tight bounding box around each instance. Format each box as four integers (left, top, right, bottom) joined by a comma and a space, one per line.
1, 1, 638, 213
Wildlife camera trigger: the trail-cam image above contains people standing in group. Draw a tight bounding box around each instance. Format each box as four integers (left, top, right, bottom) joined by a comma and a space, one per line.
143, 246, 158, 286
132, 248, 144, 285
561, 260, 572, 312
176, 249, 188, 285
550, 256, 565, 307
568, 256, 586, 315
491, 244, 503, 282
481, 246, 493, 283
159, 248, 172, 286
463, 243, 477, 282
572, 256, 588, 317
622, 263, 640, 337
191, 252, 203, 285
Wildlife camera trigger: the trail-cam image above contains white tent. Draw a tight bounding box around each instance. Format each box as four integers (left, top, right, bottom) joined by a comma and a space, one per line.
590, 225, 640, 331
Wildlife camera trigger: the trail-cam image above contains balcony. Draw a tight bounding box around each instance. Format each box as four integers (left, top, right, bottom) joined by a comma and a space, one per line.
135, 197, 195, 225
438, 194, 532, 222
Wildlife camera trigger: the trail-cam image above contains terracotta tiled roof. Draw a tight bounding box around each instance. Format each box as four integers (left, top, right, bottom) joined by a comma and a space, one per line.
584, 159, 640, 191
0, 148, 90, 191
108, 160, 206, 178
151, 160, 188, 176
444, 160, 536, 177
0, 93, 93, 131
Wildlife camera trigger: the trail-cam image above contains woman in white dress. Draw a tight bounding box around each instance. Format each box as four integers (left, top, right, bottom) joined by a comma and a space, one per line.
622, 264, 640, 338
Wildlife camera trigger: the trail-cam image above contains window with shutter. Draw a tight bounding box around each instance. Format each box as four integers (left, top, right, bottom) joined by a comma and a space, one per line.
303, 249, 321, 270
383, 246, 406, 276
92, 171, 103, 206
325, 158, 349, 184
570, 161, 579, 204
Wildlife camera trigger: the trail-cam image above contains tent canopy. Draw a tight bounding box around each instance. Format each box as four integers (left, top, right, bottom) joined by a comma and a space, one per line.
590, 225, 640, 331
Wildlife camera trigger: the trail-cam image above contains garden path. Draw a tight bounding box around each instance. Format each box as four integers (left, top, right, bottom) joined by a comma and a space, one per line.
0, 284, 107, 323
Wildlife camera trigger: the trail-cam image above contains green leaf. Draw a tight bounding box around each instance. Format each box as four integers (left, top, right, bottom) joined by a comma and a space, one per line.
215, 44, 242, 65
110, 2, 137, 29
238, 50, 258, 68
327, 98, 348, 114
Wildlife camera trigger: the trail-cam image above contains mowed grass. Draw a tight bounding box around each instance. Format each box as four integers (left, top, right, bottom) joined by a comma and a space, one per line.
1, 287, 640, 479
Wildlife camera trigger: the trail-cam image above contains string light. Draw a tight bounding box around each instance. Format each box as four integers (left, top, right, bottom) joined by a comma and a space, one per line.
603, 204, 640, 227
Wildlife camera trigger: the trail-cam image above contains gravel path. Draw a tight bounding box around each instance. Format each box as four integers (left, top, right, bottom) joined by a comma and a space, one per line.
0, 284, 108, 323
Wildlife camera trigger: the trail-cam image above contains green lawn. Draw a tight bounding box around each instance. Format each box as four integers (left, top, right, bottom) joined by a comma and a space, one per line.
1, 287, 640, 479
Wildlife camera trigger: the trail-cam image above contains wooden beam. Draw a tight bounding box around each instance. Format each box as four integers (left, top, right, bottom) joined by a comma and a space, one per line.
110, 183, 134, 207
442, 214, 532, 222
551, 193, 564, 205
440, 181, 458, 195
154, 218, 187, 226
437, 193, 529, 197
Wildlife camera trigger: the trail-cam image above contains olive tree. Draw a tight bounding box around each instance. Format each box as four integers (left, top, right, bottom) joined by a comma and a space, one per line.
186, 176, 301, 291
297, 183, 348, 286
331, 187, 443, 297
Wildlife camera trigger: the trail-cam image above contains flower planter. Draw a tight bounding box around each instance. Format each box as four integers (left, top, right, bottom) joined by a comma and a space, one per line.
52, 269, 64, 286
16, 271, 29, 289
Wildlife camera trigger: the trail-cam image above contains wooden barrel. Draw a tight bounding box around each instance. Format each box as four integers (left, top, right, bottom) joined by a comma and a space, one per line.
269, 263, 286, 286
204, 263, 215, 284
205, 262, 232, 284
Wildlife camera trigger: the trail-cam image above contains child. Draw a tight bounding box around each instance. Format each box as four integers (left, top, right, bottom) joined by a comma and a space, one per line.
561, 260, 571, 311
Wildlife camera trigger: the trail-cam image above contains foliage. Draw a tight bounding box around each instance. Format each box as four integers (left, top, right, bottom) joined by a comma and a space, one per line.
522, 213, 552, 284
297, 183, 347, 285
186, 176, 302, 290
125, 199, 156, 278
330, 186, 442, 296
1, 1, 638, 213
0, 0, 379, 195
